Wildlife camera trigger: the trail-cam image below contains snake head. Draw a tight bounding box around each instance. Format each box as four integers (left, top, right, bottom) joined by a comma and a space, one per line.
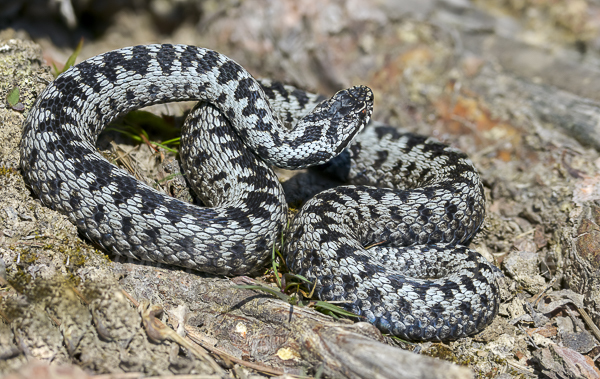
316, 85, 374, 155
268, 84, 374, 169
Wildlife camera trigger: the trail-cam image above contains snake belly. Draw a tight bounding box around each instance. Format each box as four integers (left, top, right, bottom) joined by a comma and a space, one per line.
19, 44, 372, 275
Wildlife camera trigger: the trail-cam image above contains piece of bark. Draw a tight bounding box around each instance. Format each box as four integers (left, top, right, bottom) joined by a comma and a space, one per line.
295, 322, 472, 379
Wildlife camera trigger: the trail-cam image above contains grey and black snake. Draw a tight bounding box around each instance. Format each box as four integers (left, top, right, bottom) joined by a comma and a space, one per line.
20, 44, 500, 341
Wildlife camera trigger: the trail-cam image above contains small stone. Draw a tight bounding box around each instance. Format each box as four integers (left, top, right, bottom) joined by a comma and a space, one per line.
555, 316, 574, 333
560, 331, 597, 354
503, 250, 546, 294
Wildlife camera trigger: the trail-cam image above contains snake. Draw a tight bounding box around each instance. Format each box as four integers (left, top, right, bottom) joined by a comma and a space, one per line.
20, 44, 500, 341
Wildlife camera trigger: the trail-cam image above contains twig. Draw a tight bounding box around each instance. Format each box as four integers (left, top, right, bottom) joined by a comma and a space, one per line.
120, 289, 227, 376
0, 276, 17, 296
71, 286, 90, 306
506, 360, 536, 377
185, 327, 286, 377
532, 277, 557, 307
141, 303, 225, 375
514, 228, 536, 240
121, 289, 139, 307
576, 306, 600, 342
517, 324, 539, 349
0, 307, 12, 323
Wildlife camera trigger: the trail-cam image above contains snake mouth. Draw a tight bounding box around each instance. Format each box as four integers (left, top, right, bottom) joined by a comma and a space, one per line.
335, 107, 372, 155
336, 126, 362, 155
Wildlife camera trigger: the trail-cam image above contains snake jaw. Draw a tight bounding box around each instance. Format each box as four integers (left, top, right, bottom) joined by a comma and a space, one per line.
328, 85, 374, 155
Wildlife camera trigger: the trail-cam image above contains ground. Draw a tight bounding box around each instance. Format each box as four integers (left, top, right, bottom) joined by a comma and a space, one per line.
1, 1, 600, 378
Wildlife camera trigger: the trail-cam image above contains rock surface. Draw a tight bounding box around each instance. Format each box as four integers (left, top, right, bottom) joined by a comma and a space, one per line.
2, 0, 600, 378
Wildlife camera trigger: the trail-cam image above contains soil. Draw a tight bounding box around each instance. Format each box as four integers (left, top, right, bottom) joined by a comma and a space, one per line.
2, 1, 600, 378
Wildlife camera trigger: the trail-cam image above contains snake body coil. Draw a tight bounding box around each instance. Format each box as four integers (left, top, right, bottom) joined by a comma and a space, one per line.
20, 44, 499, 341
286, 125, 499, 340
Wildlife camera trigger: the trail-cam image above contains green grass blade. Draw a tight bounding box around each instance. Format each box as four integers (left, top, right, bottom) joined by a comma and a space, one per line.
157, 172, 183, 183
234, 284, 289, 302
54, 38, 84, 77
289, 273, 312, 283
388, 335, 415, 344
148, 141, 178, 154
272, 244, 282, 288
104, 127, 143, 143
313, 301, 359, 318
63, 38, 84, 72
160, 137, 181, 146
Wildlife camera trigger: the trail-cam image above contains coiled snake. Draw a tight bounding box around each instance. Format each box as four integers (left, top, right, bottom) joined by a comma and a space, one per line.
20, 44, 499, 341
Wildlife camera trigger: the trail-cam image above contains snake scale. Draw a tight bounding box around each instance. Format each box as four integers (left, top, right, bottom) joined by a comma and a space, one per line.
20, 44, 500, 341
